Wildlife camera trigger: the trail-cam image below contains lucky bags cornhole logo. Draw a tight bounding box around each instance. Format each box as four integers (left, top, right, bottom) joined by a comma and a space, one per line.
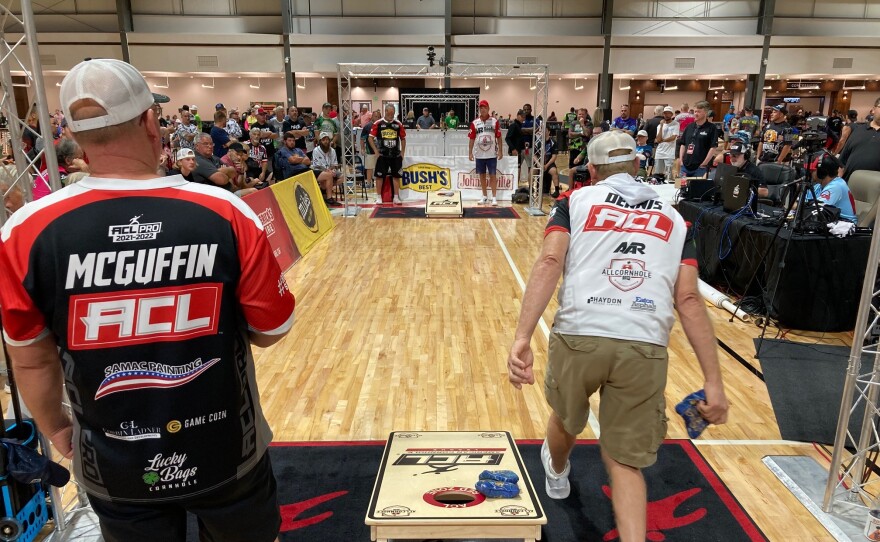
603, 259, 652, 292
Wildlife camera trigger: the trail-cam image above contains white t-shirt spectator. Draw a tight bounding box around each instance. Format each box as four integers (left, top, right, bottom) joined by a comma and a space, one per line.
225, 118, 242, 139
655, 121, 680, 160
311, 146, 338, 171
175, 123, 198, 150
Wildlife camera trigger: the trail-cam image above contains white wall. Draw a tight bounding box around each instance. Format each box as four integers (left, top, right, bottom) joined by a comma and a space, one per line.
849, 92, 880, 120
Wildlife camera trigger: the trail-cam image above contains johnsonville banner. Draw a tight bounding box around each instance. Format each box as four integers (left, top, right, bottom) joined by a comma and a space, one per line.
242, 188, 301, 272
398, 156, 519, 202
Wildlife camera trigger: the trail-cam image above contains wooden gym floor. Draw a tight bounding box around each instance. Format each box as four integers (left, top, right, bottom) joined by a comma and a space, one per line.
253, 192, 849, 541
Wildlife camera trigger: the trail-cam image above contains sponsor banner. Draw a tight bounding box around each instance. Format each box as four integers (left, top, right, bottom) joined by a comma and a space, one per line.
398, 156, 518, 202
270, 170, 335, 255
242, 188, 301, 272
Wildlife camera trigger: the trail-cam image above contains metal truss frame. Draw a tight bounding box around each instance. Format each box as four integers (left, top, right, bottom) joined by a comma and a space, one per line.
0, 0, 60, 226
400, 93, 475, 128
824, 219, 880, 514
337, 63, 549, 216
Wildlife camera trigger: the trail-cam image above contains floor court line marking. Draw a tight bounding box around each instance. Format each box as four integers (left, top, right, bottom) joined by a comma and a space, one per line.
488, 219, 603, 437
694, 439, 804, 446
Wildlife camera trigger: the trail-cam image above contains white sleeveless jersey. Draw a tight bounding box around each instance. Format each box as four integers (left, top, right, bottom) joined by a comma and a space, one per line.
468, 116, 502, 159
545, 174, 696, 346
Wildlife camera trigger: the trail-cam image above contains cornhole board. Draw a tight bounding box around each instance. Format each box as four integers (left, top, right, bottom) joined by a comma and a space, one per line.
366, 431, 545, 541
425, 190, 463, 217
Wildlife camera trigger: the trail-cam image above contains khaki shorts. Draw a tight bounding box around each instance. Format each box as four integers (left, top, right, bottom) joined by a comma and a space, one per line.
364, 153, 378, 170
544, 333, 669, 469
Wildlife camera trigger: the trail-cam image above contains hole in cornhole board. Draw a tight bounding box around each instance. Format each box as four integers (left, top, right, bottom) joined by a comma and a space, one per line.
432, 490, 476, 505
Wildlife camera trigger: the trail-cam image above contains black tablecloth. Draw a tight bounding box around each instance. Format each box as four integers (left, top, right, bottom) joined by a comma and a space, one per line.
678, 201, 870, 331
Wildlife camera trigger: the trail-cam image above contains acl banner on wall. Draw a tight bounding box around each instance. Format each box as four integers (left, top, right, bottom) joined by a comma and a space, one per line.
270, 170, 335, 255
397, 156, 518, 202
242, 187, 301, 272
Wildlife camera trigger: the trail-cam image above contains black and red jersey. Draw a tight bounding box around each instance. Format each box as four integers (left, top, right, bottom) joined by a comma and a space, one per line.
0, 175, 295, 503
370, 118, 406, 158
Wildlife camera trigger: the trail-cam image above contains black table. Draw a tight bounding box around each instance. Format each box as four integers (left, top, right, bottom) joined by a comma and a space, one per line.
678, 201, 871, 331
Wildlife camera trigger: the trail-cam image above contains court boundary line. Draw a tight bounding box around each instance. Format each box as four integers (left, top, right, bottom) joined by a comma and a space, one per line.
488, 219, 603, 437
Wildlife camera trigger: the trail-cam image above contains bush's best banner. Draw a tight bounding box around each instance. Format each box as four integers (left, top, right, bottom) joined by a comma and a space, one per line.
398, 156, 518, 202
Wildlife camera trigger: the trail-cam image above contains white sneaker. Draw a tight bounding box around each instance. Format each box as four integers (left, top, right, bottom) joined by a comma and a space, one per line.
375, 197, 383, 204
393, 195, 401, 204
491, 197, 498, 206
541, 440, 571, 499
478, 196, 489, 205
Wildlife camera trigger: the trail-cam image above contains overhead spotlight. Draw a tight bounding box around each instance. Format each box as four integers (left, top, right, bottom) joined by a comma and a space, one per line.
484, 78, 489, 90
529, 78, 536, 90
574, 78, 583, 91
154, 76, 169, 89
619, 78, 631, 91
843, 79, 866, 90
296, 76, 306, 89
249, 77, 261, 89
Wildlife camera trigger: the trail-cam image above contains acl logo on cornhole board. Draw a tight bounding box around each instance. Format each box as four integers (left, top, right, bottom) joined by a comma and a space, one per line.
602, 259, 652, 292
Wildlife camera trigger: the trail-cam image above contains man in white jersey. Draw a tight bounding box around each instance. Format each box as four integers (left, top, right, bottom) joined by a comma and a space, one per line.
507, 131, 728, 542
468, 99, 504, 205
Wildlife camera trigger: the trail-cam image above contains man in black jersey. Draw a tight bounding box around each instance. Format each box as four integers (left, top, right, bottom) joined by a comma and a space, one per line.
0, 59, 295, 542
369, 103, 407, 204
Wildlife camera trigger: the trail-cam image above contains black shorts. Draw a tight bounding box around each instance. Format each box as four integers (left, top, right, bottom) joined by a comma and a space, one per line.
87, 453, 280, 542
375, 156, 403, 178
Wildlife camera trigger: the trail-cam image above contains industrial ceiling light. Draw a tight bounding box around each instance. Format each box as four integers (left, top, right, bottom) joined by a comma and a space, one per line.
843, 79, 866, 90
296, 76, 306, 89
708, 79, 724, 90
574, 78, 583, 91
529, 78, 536, 90
249, 77, 261, 89
201, 77, 214, 89
154, 76, 169, 89
619, 78, 630, 91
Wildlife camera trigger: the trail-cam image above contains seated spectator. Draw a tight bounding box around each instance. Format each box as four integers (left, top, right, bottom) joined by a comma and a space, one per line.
0, 181, 24, 216
274, 133, 311, 181
312, 132, 342, 206
805, 152, 857, 223
221, 142, 259, 197
211, 110, 236, 158
192, 133, 237, 189
543, 136, 561, 197
728, 141, 768, 198
33, 138, 88, 199
246, 128, 270, 186
168, 148, 197, 181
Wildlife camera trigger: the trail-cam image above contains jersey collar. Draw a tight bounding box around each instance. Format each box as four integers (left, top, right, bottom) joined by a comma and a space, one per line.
78, 175, 190, 191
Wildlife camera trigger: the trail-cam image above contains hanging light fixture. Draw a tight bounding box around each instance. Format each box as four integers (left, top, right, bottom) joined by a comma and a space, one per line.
154, 76, 169, 89
201, 77, 215, 89
249, 77, 261, 89
296, 76, 306, 89
619, 78, 631, 91
574, 78, 583, 91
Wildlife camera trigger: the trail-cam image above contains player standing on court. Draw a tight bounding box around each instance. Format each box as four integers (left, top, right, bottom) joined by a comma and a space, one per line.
468, 99, 503, 206
507, 131, 728, 542
0, 59, 295, 542
370, 103, 407, 205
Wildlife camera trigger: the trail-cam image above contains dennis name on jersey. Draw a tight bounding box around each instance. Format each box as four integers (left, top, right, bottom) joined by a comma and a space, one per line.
66, 244, 218, 289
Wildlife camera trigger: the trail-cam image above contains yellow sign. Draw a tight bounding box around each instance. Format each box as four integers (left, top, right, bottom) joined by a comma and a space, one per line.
271, 170, 335, 255
401, 162, 452, 193
166, 420, 181, 433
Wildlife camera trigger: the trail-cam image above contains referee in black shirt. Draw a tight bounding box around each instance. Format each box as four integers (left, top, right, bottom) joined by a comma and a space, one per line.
840, 98, 880, 181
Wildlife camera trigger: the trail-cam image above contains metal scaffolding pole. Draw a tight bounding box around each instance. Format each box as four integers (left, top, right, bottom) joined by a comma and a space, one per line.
824, 205, 880, 516
0, 0, 60, 226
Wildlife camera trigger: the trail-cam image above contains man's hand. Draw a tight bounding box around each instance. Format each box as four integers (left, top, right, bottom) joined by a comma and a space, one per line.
468, 154, 474, 161
496, 151, 503, 161
47, 422, 74, 459
573, 155, 583, 165
511, 150, 519, 156
507, 338, 535, 389
697, 381, 729, 425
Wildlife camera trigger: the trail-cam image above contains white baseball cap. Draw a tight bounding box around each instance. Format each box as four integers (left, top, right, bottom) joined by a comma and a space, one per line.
637, 130, 648, 137
60, 59, 154, 133
319, 131, 332, 140
663, 106, 674, 113
176, 148, 195, 161
587, 131, 637, 165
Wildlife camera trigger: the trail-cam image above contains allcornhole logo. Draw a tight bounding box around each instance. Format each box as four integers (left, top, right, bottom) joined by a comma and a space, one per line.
378, 505, 413, 517
294, 183, 319, 232
603, 259, 651, 292
498, 505, 532, 516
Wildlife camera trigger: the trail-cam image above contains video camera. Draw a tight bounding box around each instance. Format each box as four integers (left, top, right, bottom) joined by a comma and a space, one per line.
792, 116, 828, 153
